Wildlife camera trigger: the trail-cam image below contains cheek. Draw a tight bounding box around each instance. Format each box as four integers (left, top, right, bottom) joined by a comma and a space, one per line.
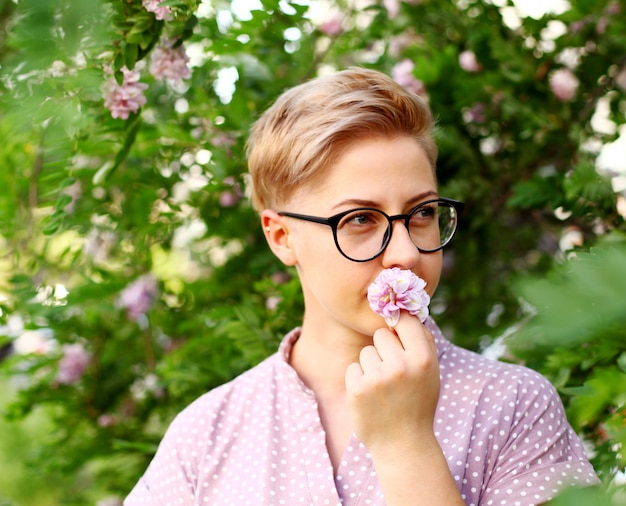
421, 252, 443, 296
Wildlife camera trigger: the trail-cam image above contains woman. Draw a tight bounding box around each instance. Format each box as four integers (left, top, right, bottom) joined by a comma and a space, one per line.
125, 68, 597, 505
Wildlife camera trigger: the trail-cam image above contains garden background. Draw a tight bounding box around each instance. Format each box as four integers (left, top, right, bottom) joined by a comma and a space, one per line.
0, 0, 625, 504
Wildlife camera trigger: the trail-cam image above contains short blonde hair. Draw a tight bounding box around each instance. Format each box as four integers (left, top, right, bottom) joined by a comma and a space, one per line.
246, 67, 437, 212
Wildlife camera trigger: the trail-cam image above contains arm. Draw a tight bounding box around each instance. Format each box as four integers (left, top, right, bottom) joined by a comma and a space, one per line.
345, 312, 465, 505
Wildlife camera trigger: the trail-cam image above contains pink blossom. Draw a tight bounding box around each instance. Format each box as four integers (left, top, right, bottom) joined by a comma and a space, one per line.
265, 296, 282, 311
56, 343, 90, 385
118, 274, 159, 321
459, 50, 482, 72
219, 176, 243, 207
219, 190, 240, 207
615, 67, 626, 92
383, 0, 400, 19
463, 103, 486, 124
102, 66, 148, 120
143, 0, 172, 21
569, 19, 587, 34
549, 68, 579, 102
97, 414, 118, 427
391, 59, 426, 96
271, 271, 291, 285
319, 14, 343, 37
389, 33, 417, 58
211, 132, 236, 148
605, 1, 620, 16
367, 267, 430, 327
150, 41, 192, 84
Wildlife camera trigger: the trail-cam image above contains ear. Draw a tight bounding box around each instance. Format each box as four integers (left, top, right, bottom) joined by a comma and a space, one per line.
261, 209, 297, 266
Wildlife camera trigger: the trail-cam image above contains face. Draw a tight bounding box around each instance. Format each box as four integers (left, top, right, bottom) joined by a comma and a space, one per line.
271, 135, 442, 339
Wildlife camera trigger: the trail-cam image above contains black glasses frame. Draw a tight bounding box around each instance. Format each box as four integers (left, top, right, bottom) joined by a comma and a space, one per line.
278, 197, 465, 262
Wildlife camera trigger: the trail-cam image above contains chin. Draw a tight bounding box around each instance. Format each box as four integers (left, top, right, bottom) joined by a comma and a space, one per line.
355, 313, 388, 337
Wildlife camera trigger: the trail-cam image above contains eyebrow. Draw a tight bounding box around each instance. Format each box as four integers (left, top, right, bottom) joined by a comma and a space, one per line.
332, 190, 439, 211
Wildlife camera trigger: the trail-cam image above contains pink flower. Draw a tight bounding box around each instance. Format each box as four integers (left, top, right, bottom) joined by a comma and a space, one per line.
56, 343, 90, 385
219, 176, 243, 207
463, 103, 486, 124
118, 274, 159, 321
367, 267, 430, 327
97, 414, 118, 428
265, 296, 282, 311
383, 0, 400, 19
271, 271, 291, 285
459, 50, 482, 72
211, 132, 236, 148
149, 40, 192, 84
616, 67, 626, 92
219, 190, 240, 207
143, 0, 172, 21
605, 1, 620, 16
389, 33, 417, 58
102, 66, 148, 120
319, 14, 343, 37
391, 59, 426, 96
549, 68, 579, 102
596, 16, 608, 35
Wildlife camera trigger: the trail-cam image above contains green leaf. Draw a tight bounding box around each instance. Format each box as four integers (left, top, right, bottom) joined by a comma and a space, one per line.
618, 353, 626, 373
42, 216, 63, 235
59, 177, 76, 188
507, 176, 559, 209
124, 43, 139, 70
54, 194, 73, 210
114, 51, 125, 72
106, 113, 143, 181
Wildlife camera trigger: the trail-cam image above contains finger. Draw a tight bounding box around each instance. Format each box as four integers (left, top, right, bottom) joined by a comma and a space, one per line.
358, 344, 383, 371
392, 311, 436, 355
372, 327, 405, 361
345, 361, 364, 391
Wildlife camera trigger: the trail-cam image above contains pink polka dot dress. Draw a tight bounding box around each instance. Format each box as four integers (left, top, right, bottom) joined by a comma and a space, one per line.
124, 318, 598, 505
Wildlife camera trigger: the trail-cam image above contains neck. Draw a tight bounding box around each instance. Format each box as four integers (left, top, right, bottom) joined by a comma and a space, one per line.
289, 319, 372, 399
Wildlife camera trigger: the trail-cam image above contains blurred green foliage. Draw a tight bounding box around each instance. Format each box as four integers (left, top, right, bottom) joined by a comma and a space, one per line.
0, 0, 625, 503
510, 239, 626, 481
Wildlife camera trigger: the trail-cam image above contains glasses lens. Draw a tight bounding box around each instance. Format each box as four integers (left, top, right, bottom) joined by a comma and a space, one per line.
408, 200, 458, 252
333, 201, 459, 261
335, 209, 389, 261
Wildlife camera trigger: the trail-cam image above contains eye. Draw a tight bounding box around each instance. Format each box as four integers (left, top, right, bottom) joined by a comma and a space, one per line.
410, 204, 438, 223
338, 210, 384, 230
349, 214, 373, 225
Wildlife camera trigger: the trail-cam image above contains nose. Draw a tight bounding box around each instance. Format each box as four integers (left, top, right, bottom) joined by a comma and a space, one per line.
380, 219, 420, 269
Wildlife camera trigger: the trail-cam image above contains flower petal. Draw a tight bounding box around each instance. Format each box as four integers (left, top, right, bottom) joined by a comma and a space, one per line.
367, 267, 430, 326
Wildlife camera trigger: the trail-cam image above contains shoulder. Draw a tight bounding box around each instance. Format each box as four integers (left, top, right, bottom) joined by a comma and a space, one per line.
159, 328, 301, 443
437, 341, 571, 441
440, 340, 555, 396
165, 351, 283, 436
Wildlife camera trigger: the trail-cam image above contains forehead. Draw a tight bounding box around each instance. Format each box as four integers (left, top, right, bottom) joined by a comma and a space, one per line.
292, 136, 437, 212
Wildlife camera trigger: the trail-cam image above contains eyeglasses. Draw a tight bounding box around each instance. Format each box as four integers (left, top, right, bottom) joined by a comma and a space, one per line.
278, 197, 464, 262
